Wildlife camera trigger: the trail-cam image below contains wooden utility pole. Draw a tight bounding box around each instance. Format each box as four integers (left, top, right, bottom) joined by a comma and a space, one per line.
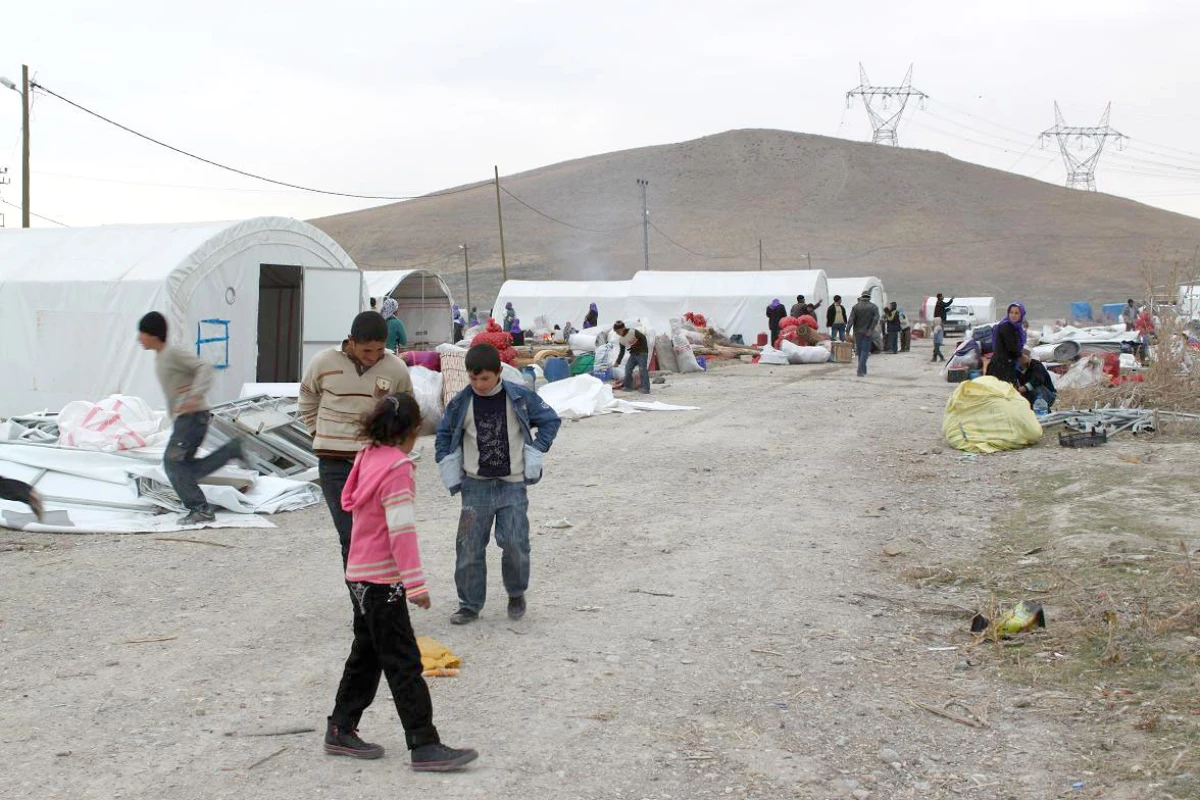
20, 65, 30, 228
460, 244, 471, 318
758, 239, 763, 271
494, 166, 508, 282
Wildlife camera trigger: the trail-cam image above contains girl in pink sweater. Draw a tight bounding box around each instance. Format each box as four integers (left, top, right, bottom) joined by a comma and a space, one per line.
325, 393, 477, 772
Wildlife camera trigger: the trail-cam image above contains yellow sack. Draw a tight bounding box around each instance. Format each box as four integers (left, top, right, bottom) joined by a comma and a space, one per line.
417, 636, 461, 671
942, 376, 1042, 454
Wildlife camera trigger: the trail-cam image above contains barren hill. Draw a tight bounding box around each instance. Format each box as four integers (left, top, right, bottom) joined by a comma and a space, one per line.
312, 129, 1200, 319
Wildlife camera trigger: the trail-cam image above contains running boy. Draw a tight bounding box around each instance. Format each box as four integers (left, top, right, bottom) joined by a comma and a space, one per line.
435, 344, 561, 625
326, 392, 477, 771
137, 312, 244, 525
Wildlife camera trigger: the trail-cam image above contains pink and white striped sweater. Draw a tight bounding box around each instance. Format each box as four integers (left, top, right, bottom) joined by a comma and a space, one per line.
340, 445, 427, 599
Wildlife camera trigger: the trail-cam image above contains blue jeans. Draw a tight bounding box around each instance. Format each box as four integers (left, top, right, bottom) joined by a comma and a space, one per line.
163, 411, 240, 513
622, 352, 650, 394
854, 335, 871, 376
455, 477, 531, 613
830, 324, 847, 342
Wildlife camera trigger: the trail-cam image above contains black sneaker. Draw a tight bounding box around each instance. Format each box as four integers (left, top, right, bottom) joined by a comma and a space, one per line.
449, 608, 478, 626
410, 742, 478, 772
179, 508, 217, 526
507, 595, 526, 620
324, 722, 384, 760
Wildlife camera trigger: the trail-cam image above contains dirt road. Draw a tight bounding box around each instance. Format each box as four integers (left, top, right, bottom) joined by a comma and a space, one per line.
0, 343, 1179, 799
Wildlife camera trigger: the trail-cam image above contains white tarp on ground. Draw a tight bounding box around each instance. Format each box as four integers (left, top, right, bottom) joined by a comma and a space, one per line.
494, 269, 829, 344
0, 440, 320, 533
364, 269, 455, 346
1040, 324, 1140, 346
827, 277, 887, 316
0, 217, 368, 417
537, 375, 698, 420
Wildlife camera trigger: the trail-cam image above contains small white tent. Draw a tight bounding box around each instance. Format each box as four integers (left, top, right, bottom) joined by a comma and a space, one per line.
364, 269, 455, 346
827, 277, 887, 314
494, 270, 829, 343
0, 217, 366, 416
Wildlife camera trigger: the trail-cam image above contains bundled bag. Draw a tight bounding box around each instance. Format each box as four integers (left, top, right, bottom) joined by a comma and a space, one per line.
942, 376, 1042, 454
780, 341, 831, 364
653, 334, 680, 373
594, 342, 619, 369
409, 367, 445, 435
669, 318, 704, 374
58, 395, 170, 451
757, 344, 790, 365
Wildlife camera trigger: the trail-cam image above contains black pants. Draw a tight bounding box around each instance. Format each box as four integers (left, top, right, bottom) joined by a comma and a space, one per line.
331, 583, 440, 750
319, 457, 355, 568
164, 411, 240, 513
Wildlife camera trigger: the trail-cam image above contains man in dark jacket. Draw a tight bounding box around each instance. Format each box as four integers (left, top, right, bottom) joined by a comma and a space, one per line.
847, 292, 881, 377
934, 293, 954, 323
826, 295, 848, 342
1018, 350, 1057, 410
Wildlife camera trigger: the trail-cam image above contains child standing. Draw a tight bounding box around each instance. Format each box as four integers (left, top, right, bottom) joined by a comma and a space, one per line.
932, 323, 946, 362
435, 344, 561, 625
325, 393, 477, 772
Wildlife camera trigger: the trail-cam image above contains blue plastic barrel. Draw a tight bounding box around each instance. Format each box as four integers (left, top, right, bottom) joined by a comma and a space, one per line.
544, 357, 570, 383
522, 366, 537, 392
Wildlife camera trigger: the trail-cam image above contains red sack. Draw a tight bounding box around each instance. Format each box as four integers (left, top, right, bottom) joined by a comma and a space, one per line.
472, 320, 518, 365
779, 316, 803, 329
684, 312, 708, 328
797, 314, 818, 330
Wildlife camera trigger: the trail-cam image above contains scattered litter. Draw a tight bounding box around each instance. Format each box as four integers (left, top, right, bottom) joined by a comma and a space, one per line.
544, 518, 574, 529
970, 601, 1047, 637
417, 636, 461, 673
771, 701, 789, 709
574, 606, 604, 613
123, 636, 177, 645
631, 588, 676, 598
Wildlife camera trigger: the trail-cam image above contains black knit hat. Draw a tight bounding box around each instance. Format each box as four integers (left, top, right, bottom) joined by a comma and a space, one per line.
138, 311, 168, 342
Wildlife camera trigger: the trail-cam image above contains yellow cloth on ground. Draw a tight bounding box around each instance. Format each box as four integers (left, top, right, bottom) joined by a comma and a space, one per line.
942, 376, 1043, 454
417, 636, 461, 671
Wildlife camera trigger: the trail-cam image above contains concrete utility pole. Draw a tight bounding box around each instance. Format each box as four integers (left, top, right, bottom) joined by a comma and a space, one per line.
0, 65, 31, 227
459, 244, 471, 318
637, 178, 649, 271
758, 239, 763, 271
493, 166, 508, 282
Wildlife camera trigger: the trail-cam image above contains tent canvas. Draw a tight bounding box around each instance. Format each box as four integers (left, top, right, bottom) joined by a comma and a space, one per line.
0, 217, 366, 417
828, 277, 887, 317
493, 279, 633, 332
364, 269, 455, 346
494, 270, 829, 343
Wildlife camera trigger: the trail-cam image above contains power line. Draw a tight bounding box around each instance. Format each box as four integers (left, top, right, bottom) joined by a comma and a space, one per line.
31, 80, 491, 202
647, 220, 753, 260
499, 186, 640, 233
0, 197, 68, 226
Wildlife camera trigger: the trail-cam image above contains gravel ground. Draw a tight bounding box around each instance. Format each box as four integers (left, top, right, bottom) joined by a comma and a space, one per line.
0, 342, 1140, 799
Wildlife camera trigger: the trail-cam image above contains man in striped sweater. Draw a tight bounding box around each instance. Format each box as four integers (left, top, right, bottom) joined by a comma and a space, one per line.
299, 311, 413, 567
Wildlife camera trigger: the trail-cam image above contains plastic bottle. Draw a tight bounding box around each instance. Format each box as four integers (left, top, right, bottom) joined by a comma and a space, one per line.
1033, 396, 1049, 416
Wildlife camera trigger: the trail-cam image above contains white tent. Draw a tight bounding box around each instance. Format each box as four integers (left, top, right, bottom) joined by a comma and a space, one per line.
494, 270, 829, 343
493, 279, 633, 331
827, 277, 887, 316
0, 217, 367, 416
364, 269, 455, 346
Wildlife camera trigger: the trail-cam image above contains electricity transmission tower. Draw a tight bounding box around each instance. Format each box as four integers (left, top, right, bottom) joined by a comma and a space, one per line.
1040, 102, 1128, 192
845, 63, 928, 146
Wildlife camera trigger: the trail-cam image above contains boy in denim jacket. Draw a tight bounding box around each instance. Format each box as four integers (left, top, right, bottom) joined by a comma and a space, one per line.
435, 344, 561, 625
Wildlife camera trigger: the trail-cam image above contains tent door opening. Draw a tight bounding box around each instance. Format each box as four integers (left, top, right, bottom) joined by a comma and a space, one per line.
257, 264, 303, 382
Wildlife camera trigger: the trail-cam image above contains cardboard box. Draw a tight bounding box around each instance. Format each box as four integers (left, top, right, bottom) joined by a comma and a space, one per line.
831, 341, 853, 363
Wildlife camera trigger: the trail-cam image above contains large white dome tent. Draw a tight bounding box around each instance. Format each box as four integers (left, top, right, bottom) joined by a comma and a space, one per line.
0, 216, 367, 416
827, 277, 887, 312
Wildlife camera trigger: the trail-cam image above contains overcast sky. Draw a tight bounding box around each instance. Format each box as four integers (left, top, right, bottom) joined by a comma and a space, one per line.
3, 0, 1200, 230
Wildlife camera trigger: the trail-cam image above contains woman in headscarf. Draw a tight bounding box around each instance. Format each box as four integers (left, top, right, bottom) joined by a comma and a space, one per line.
986, 302, 1027, 386
451, 304, 467, 343
583, 303, 599, 329
766, 299, 788, 346
469, 307, 479, 327
509, 317, 525, 346
502, 302, 517, 332
380, 297, 408, 351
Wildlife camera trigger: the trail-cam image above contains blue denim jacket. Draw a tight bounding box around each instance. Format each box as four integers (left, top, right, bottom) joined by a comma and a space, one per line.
434, 380, 562, 495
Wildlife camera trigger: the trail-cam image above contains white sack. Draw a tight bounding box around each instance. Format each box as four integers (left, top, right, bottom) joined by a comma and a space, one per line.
780, 341, 831, 364
1055, 356, 1107, 389
57, 395, 170, 452
593, 342, 619, 369
653, 334, 680, 373
758, 345, 790, 365
568, 331, 601, 352
409, 366, 445, 435
669, 318, 704, 374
